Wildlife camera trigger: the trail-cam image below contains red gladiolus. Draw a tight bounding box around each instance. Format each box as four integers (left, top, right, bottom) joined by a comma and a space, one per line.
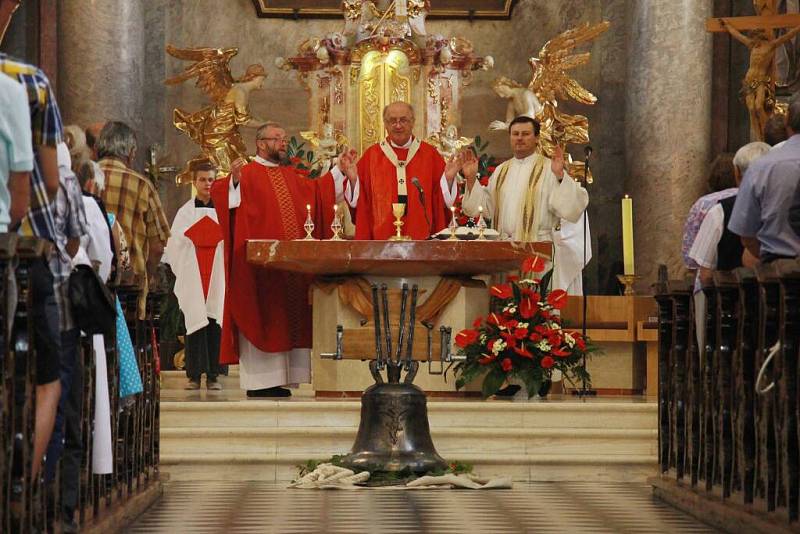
490, 284, 513, 299
541, 355, 555, 369
547, 289, 568, 310
519, 297, 535, 319
514, 328, 528, 340
455, 329, 479, 348
479, 354, 497, 365
501, 358, 513, 372
514, 346, 533, 358
522, 256, 546, 273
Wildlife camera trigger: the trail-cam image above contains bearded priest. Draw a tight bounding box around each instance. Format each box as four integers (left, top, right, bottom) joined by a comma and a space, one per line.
211, 122, 343, 397
333, 102, 469, 240
461, 116, 590, 294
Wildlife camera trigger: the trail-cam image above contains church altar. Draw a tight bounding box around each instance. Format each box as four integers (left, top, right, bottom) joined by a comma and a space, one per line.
247, 239, 551, 394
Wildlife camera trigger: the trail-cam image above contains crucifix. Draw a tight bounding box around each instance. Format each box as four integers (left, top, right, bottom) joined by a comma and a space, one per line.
707, 1, 800, 140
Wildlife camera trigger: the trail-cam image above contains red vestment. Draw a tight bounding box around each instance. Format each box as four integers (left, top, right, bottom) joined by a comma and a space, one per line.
353, 140, 448, 240
211, 162, 336, 365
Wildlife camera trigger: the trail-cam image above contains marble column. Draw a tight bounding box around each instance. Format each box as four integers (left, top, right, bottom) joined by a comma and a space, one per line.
58, 0, 145, 135
625, 0, 713, 287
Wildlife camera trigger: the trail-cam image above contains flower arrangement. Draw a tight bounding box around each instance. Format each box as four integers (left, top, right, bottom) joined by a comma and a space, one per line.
285, 136, 321, 178
453, 256, 594, 399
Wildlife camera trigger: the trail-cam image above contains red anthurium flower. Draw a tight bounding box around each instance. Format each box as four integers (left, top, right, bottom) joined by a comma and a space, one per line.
529, 332, 542, 342
576, 338, 586, 350
541, 355, 555, 369
522, 256, 546, 273
500, 331, 516, 346
534, 324, 550, 335
514, 346, 533, 359
514, 328, 528, 340
547, 334, 561, 347
472, 317, 483, 328
490, 284, 513, 299
506, 274, 519, 283
457, 216, 469, 226
487, 312, 503, 326
501, 358, 513, 372
552, 347, 570, 357
479, 354, 497, 365
547, 289, 568, 310
506, 319, 519, 328
540, 310, 551, 320
519, 297, 535, 319
455, 329, 480, 348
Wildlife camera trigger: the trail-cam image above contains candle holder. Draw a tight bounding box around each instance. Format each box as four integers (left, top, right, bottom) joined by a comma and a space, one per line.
330, 205, 344, 241
447, 207, 459, 240
616, 274, 641, 296
390, 202, 411, 241
303, 204, 315, 240
476, 207, 487, 240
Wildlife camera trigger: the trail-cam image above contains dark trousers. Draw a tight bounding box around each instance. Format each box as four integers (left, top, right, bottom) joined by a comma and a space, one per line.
44, 327, 82, 505
185, 318, 221, 381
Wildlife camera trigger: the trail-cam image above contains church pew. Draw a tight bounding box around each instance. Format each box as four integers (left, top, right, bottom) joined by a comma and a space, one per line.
653, 259, 800, 530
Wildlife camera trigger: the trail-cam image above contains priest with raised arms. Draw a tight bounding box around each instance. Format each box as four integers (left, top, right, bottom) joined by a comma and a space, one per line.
211, 122, 344, 397
460, 116, 590, 294
334, 101, 469, 239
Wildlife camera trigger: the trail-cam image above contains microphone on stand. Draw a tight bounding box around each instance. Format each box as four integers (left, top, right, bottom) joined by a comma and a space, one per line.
411, 177, 432, 237
583, 146, 593, 185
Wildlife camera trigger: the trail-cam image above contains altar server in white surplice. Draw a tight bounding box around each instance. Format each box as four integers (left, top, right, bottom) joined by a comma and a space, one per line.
164, 160, 226, 390
461, 116, 590, 294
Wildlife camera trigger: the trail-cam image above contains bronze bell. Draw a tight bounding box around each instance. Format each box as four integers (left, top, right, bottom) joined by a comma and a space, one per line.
340, 381, 446, 473
339, 283, 447, 474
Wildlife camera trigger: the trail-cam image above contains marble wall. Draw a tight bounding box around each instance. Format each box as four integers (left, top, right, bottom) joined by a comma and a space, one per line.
52, 0, 686, 294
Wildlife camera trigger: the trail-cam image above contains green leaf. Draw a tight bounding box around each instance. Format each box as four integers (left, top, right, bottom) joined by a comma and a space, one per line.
474, 135, 482, 147
481, 367, 505, 399
297, 149, 305, 158
307, 150, 315, 162
521, 372, 542, 400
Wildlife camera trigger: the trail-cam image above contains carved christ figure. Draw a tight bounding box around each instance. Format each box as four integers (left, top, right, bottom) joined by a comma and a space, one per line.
719, 19, 800, 140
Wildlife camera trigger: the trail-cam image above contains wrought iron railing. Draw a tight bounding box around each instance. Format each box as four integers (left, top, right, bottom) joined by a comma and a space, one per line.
0, 233, 161, 532
655, 259, 800, 528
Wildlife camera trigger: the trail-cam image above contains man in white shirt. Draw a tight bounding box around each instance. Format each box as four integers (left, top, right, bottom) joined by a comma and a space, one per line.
460, 116, 590, 293
0, 71, 32, 230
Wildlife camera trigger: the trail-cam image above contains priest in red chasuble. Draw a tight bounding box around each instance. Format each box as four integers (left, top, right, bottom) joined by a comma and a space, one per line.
332, 102, 470, 240
211, 122, 341, 397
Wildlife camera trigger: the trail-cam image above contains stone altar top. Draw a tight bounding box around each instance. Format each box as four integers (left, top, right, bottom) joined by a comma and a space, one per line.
246, 240, 552, 276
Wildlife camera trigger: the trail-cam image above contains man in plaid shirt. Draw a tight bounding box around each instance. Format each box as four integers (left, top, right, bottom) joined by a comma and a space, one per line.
98, 122, 170, 319
1, 52, 66, 482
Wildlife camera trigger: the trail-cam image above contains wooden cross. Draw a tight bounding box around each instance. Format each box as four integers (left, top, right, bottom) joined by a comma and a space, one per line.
706, 1, 800, 140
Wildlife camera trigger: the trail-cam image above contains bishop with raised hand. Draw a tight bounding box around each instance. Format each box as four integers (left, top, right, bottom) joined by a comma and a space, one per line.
333, 101, 470, 240
461, 116, 590, 294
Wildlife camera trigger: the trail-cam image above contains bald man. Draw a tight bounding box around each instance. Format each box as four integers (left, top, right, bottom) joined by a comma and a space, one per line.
335, 102, 470, 240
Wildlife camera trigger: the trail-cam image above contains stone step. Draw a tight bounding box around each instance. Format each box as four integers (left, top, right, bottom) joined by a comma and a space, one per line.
160, 426, 657, 457
160, 400, 657, 430
160, 452, 658, 483
160, 369, 239, 390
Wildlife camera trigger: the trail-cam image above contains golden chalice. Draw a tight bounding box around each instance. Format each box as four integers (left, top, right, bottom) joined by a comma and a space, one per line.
390, 202, 410, 241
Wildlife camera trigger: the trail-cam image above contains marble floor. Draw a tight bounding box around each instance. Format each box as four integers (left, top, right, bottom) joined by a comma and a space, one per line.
126, 481, 716, 534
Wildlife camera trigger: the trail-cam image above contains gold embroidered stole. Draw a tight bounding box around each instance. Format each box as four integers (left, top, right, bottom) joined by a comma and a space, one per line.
493, 153, 546, 242
378, 138, 421, 197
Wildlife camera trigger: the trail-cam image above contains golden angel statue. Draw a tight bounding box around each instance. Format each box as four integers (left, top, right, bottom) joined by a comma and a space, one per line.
300, 123, 349, 175
526, 20, 609, 180
427, 124, 473, 161
165, 44, 268, 184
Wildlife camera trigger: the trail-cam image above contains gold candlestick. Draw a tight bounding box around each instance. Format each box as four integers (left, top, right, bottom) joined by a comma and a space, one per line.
390, 202, 410, 241
447, 206, 459, 240
330, 204, 344, 240
616, 274, 641, 296
303, 203, 315, 240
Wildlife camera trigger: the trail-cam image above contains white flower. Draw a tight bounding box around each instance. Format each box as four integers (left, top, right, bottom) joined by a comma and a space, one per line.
480, 334, 487, 343
536, 340, 551, 352
517, 322, 529, 329
549, 321, 561, 331
491, 339, 507, 355
563, 332, 575, 348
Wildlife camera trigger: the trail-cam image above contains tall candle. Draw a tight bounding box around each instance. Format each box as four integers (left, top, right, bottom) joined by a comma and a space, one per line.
622, 195, 635, 275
